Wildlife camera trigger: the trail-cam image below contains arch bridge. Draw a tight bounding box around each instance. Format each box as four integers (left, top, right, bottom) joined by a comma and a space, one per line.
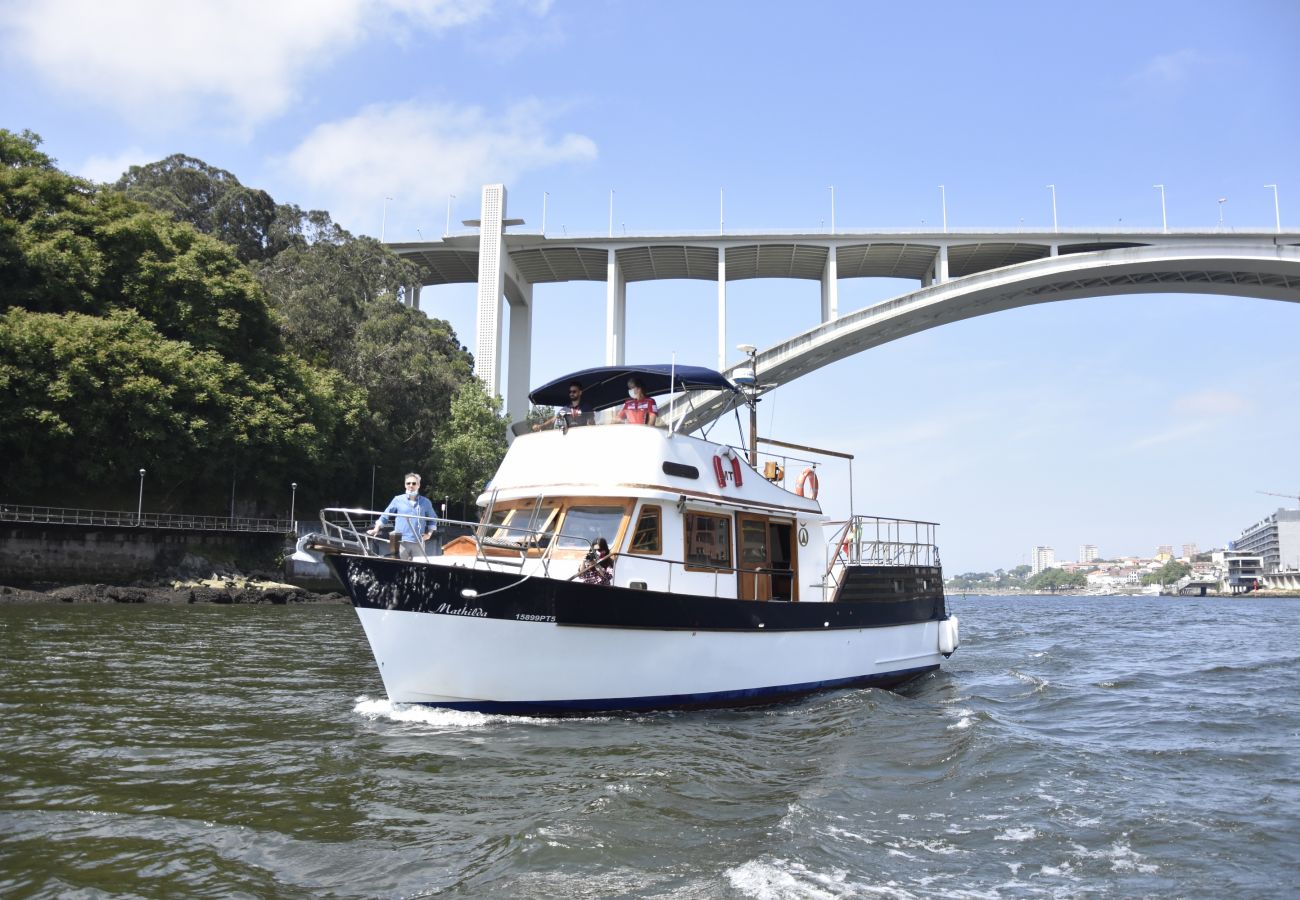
390, 185, 1300, 429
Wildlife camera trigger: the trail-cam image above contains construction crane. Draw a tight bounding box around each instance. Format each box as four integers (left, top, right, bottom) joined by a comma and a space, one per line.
1257, 489, 1300, 506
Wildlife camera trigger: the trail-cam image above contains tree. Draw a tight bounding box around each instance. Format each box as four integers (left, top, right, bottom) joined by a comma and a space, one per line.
1142, 560, 1191, 587
427, 379, 509, 512
114, 155, 282, 263
1028, 567, 1088, 593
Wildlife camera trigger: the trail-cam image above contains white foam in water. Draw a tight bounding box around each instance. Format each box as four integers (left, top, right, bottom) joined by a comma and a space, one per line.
994, 827, 1038, 842
947, 708, 976, 730
351, 695, 567, 728
725, 859, 857, 899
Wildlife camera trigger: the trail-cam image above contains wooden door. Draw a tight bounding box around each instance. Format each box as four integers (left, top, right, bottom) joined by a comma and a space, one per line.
737, 514, 771, 601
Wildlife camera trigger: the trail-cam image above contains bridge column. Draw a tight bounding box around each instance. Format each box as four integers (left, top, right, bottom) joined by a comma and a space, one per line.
410, 285, 422, 310
504, 273, 533, 426
1049, 243, 1059, 257
606, 249, 626, 365
820, 245, 838, 322
717, 246, 727, 371
474, 184, 507, 398
936, 244, 949, 283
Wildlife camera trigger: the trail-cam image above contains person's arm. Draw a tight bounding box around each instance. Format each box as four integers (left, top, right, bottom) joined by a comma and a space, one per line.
369, 498, 396, 535
646, 399, 658, 426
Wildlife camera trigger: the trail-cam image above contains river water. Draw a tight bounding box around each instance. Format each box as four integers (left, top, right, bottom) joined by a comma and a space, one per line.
1, 594, 1296, 898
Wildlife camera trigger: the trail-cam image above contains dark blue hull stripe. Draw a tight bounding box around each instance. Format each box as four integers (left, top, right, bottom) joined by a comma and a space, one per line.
408, 663, 939, 715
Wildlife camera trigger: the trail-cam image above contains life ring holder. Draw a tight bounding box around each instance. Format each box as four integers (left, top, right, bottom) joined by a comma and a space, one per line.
713, 447, 744, 489
795, 467, 819, 500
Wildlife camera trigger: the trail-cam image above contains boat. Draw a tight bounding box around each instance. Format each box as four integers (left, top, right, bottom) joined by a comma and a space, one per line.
298, 364, 959, 714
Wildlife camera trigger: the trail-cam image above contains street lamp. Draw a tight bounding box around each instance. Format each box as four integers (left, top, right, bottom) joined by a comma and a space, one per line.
938, 185, 947, 233
541, 192, 548, 236
381, 196, 393, 242
829, 185, 836, 235
1217, 197, 1227, 227
1047, 184, 1058, 233
289, 482, 298, 532
736, 343, 759, 466
1265, 184, 1281, 233
1153, 184, 1167, 233
444, 194, 455, 237
137, 468, 146, 524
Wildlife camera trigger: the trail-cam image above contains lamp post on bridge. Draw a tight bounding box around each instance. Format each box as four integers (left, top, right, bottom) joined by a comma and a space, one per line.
1153, 185, 1167, 233
1047, 184, 1058, 233
137, 468, 146, 525
1217, 197, 1227, 228
381, 196, 393, 242
444, 194, 455, 237
938, 185, 947, 233
1265, 185, 1281, 233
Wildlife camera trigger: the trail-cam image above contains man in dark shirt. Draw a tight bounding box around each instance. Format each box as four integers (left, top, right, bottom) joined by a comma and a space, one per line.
533, 380, 594, 430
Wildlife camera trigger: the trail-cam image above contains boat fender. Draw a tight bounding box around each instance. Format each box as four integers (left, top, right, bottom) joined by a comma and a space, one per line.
938, 616, 960, 655
795, 467, 819, 500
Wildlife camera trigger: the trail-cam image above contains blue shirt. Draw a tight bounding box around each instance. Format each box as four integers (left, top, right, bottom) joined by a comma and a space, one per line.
376, 493, 437, 541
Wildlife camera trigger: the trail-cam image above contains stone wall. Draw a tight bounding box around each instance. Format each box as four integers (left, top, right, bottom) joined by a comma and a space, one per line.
0, 523, 289, 587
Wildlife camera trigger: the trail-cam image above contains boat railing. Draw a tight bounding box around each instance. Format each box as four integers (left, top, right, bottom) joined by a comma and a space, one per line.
823, 515, 941, 595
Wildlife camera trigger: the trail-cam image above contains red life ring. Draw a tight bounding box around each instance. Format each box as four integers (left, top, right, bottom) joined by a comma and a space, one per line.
713, 449, 744, 488
796, 468, 819, 499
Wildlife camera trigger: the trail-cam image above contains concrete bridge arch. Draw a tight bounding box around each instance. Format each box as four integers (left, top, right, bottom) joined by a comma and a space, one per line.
665, 242, 1300, 433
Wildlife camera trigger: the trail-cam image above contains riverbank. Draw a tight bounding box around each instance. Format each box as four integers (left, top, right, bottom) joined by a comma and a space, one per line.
0, 577, 347, 605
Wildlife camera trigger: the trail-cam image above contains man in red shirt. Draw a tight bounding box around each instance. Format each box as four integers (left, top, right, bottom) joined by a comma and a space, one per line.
618, 377, 658, 425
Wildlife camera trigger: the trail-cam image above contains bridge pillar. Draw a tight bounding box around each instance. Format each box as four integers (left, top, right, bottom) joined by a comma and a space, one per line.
410, 285, 422, 310
717, 246, 727, 370
820, 245, 839, 322
936, 244, 949, 283
606, 249, 626, 365
504, 273, 533, 426
473, 184, 507, 398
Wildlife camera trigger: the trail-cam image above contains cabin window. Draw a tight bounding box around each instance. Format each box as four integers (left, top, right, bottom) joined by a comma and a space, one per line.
487, 505, 557, 542
630, 505, 662, 555
685, 511, 732, 570
555, 505, 626, 549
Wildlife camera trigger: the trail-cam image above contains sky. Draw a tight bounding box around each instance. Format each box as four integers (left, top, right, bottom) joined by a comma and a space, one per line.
2, 0, 1297, 573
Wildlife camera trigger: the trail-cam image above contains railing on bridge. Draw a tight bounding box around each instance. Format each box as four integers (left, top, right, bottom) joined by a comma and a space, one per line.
0, 503, 292, 534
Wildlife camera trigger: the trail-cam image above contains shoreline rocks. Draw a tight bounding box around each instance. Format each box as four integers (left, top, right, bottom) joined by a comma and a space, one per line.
0, 581, 349, 605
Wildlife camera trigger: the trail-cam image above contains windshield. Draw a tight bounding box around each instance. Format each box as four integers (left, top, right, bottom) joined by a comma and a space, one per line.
555, 506, 625, 549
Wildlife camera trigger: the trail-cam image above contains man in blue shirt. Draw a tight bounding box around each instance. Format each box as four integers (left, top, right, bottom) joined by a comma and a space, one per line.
368, 472, 438, 558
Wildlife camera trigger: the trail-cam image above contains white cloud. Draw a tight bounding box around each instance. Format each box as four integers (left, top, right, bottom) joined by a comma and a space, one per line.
1172, 388, 1250, 417
0, 0, 508, 130
277, 99, 597, 233
1131, 49, 1212, 89
73, 147, 157, 184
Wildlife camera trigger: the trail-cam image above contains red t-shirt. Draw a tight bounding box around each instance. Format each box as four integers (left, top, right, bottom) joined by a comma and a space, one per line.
619, 397, 658, 425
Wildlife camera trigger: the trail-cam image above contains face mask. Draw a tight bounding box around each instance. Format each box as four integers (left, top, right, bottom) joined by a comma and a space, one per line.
628, 389, 637, 399
406, 490, 418, 499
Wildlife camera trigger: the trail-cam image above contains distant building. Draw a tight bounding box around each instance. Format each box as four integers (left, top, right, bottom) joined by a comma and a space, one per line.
1223, 551, 1264, 593
1079, 544, 1099, 563
1233, 508, 1300, 574
1156, 545, 1174, 562
1182, 543, 1198, 560
1031, 546, 1055, 575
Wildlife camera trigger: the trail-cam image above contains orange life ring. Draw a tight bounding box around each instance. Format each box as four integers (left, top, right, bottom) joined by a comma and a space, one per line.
795, 467, 819, 499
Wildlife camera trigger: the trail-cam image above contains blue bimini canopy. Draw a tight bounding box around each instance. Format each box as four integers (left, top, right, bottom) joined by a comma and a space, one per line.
529, 364, 740, 412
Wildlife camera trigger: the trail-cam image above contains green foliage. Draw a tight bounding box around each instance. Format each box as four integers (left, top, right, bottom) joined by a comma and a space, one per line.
427, 380, 509, 507
1028, 567, 1088, 593
0, 128, 497, 513
1142, 560, 1191, 586
0, 308, 361, 502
